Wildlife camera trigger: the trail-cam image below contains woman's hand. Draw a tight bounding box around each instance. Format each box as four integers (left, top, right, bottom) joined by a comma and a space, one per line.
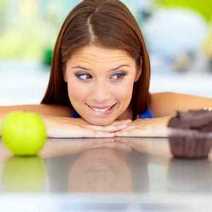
114, 117, 170, 137
43, 115, 132, 138
84, 119, 132, 132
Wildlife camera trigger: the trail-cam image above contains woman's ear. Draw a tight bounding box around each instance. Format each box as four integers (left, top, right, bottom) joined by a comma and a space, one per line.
135, 70, 141, 82
63, 65, 68, 82
64, 71, 67, 82
134, 62, 142, 82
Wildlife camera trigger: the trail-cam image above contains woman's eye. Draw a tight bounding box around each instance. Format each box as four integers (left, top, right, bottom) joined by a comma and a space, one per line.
75, 73, 92, 81
111, 72, 127, 80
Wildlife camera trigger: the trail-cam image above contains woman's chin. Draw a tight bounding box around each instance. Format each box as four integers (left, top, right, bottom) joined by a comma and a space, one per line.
86, 117, 115, 126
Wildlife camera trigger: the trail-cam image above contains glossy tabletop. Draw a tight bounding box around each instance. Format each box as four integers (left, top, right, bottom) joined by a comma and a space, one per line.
0, 137, 212, 211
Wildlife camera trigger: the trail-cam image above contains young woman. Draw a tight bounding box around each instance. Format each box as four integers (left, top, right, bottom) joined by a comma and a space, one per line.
1, 0, 212, 138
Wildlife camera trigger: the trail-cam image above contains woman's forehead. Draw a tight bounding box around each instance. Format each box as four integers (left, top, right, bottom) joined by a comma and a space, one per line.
67, 45, 136, 66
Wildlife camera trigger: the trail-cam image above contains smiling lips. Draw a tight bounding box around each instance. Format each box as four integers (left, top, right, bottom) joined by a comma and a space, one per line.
87, 103, 117, 114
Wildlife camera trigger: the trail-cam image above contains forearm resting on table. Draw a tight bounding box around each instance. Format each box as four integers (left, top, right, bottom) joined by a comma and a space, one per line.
134, 116, 170, 127
0, 104, 84, 138
42, 115, 87, 138
132, 116, 171, 137
0, 108, 87, 138
0, 111, 171, 138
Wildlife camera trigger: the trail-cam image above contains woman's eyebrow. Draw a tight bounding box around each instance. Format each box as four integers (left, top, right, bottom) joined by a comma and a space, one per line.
71, 66, 91, 71
109, 64, 130, 71
71, 64, 130, 71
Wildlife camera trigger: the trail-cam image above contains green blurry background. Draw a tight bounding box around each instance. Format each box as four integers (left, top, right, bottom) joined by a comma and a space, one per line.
0, 0, 78, 61
0, 0, 211, 61
156, 0, 212, 22
0, 0, 212, 104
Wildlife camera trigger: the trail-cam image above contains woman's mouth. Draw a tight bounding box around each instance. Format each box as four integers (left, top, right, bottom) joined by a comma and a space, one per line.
87, 103, 117, 115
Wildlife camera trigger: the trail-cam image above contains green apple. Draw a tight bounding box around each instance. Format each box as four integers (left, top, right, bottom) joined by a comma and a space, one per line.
2, 156, 47, 192
1, 111, 47, 156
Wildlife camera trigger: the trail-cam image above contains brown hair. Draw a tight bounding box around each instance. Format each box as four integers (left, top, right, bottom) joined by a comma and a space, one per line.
41, 0, 151, 120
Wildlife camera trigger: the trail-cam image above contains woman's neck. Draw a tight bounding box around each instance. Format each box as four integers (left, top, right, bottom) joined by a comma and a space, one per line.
118, 107, 133, 120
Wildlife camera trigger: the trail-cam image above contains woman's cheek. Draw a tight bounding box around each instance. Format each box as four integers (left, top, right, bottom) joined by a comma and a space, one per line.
112, 82, 134, 108
117, 80, 134, 98
67, 81, 90, 101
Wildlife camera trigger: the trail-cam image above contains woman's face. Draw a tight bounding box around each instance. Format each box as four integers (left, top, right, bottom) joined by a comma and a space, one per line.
65, 44, 140, 125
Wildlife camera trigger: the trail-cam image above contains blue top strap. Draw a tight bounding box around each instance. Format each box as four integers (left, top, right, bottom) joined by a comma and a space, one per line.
71, 111, 80, 118
137, 108, 153, 119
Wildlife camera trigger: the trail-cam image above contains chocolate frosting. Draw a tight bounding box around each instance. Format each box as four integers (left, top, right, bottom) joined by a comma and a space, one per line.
168, 109, 212, 132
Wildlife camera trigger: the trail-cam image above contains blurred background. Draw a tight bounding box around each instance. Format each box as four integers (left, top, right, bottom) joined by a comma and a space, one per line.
0, 0, 212, 105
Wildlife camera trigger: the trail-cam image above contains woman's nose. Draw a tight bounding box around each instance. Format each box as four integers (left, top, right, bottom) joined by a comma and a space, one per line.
91, 82, 112, 102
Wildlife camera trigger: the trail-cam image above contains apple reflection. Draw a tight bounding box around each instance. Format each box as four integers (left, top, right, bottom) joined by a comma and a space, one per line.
2, 156, 47, 192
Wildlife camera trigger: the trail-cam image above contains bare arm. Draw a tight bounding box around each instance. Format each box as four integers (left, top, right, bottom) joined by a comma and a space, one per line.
150, 92, 212, 117
116, 92, 212, 137
0, 104, 72, 117
0, 104, 128, 138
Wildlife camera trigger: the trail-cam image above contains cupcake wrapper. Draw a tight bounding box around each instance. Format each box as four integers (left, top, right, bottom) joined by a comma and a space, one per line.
168, 128, 212, 159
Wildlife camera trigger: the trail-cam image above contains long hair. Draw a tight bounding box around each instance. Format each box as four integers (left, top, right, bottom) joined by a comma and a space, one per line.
41, 0, 151, 120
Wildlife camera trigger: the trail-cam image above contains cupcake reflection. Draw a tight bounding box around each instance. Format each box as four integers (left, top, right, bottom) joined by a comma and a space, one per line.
167, 159, 212, 192
168, 135, 212, 159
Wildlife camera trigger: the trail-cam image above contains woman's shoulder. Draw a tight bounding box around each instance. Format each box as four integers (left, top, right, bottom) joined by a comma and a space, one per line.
150, 92, 178, 100
39, 104, 72, 116
0, 104, 72, 117
149, 92, 186, 117
150, 92, 212, 117
150, 91, 208, 101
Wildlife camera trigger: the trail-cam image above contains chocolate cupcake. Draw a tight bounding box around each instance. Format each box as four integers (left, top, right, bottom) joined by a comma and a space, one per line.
168, 109, 212, 159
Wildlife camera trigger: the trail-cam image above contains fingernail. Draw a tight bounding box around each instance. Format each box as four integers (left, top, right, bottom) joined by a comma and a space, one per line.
118, 125, 135, 131
123, 119, 132, 123
116, 124, 129, 129
108, 133, 115, 137
126, 125, 135, 129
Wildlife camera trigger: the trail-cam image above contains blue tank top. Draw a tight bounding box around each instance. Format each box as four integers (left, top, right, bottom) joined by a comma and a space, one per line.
71, 108, 153, 119
137, 108, 154, 119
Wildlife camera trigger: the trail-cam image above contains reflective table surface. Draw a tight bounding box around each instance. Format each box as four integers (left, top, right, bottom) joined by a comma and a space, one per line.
0, 137, 212, 212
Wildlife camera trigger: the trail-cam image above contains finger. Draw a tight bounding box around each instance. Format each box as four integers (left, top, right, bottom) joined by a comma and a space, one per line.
111, 119, 132, 126
115, 126, 136, 137
80, 128, 115, 138
85, 121, 132, 132
94, 130, 115, 138
85, 119, 131, 128
83, 131, 114, 138
115, 132, 132, 137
